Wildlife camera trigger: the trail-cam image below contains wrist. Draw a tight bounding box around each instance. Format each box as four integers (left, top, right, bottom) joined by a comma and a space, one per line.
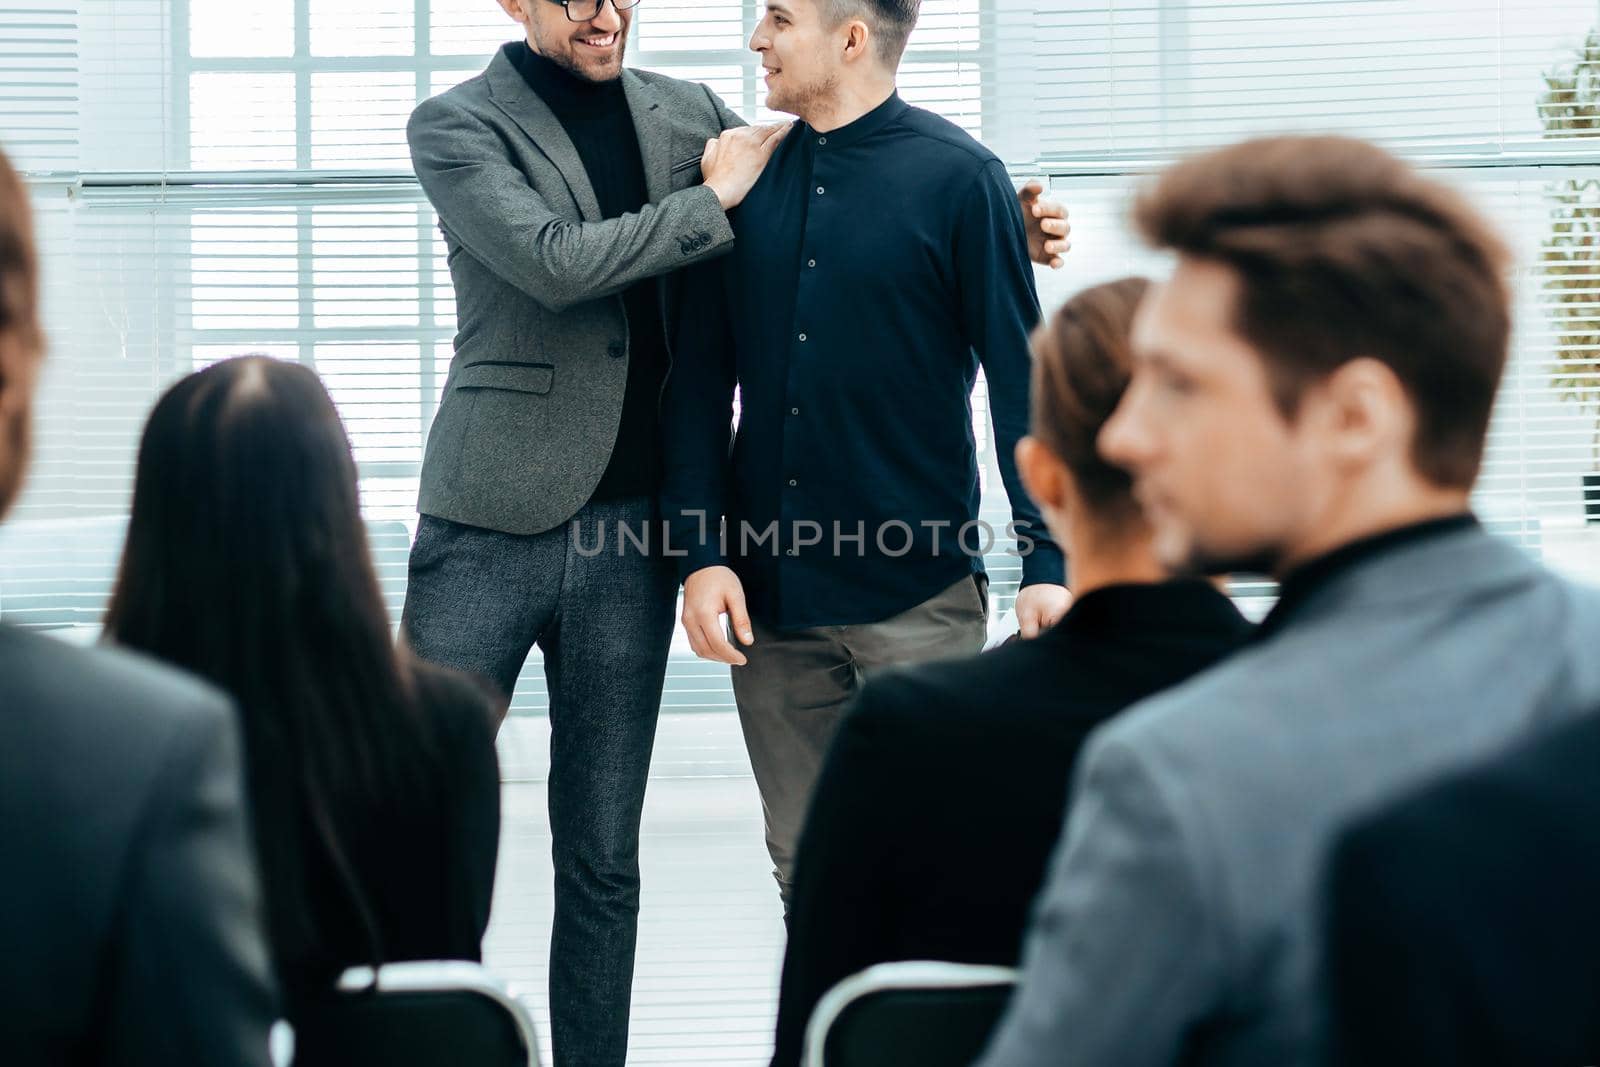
705, 180, 733, 211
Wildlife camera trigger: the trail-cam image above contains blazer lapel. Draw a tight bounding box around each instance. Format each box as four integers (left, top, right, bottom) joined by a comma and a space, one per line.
622, 69, 670, 204
484, 47, 603, 222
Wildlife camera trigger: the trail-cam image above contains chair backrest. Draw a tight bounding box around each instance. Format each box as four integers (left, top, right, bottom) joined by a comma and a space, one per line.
804, 961, 1019, 1067
287, 961, 541, 1067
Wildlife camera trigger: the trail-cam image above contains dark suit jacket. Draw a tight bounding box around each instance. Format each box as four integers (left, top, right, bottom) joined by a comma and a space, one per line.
0, 624, 276, 1067
1323, 707, 1600, 1067
278, 662, 501, 1014
771, 581, 1252, 1067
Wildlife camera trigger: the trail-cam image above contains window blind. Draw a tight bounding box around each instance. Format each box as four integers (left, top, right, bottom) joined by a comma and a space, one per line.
5, 1, 1600, 715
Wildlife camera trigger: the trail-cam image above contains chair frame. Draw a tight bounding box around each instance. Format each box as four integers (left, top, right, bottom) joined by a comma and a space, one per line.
328, 960, 542, 1067
802, 960, 1020, 1067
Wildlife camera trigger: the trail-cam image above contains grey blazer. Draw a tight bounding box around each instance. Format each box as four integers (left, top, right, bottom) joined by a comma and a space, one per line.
407, 49, 745, 535
975, 524, 1600, 1067
0, 624, 277, 1067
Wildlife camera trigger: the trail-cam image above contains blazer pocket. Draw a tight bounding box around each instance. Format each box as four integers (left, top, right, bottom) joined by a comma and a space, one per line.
671, 153, 703, 175
455, 361, 554, 395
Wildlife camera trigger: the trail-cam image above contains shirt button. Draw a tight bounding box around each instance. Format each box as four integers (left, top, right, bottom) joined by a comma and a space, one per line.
788, 478, 798, 487
807, 259, 816, 268
790, 406, 800, 415
787, 548, 799, 556
797, 333, 807, 342
816, 186, 825, 195
818, 136, 827, 146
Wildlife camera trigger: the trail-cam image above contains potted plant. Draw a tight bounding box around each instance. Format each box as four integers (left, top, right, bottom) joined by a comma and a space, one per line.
1539, 29, 1600, 522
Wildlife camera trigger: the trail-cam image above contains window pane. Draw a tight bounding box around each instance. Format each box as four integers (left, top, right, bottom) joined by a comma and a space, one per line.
190, 210, 301, 331
635, 0, 746, 51
311, 72, 415, 168
190, 0, 293, 58
311, 0, 414, 57
430, 0, 516, 57
189, 72, 297, 170
315, 342, 425, 464
312, 205, 421, 328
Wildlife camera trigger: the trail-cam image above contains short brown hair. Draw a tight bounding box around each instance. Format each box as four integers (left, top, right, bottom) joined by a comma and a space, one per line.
1134, 135, 1511, 489
0, 146, 39, 356
1030, 276, 1151, 527
823, 0, 920, 66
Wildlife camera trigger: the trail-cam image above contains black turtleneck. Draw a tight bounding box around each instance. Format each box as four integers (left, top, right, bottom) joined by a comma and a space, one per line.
508, 41, 664, 501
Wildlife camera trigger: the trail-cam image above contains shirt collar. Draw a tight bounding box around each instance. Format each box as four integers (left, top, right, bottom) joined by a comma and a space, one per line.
1051, 579, 1248, 641
1255, 512, 1479, 640
800, 91, 908, 151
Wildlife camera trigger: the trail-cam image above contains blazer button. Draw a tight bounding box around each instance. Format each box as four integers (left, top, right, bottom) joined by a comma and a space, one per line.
608, 342, 625, 359
697, 230, 712, 242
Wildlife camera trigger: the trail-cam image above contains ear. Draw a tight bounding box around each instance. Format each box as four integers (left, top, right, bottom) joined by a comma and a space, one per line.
1316, 356, 1412, 471
841, 18, 872, 62
1017, 436, 1070, 514
498, 0, 531, 28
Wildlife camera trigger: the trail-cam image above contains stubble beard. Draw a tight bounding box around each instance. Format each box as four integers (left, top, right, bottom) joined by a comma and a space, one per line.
769, 70, 840, 122
531, 19, 628, 83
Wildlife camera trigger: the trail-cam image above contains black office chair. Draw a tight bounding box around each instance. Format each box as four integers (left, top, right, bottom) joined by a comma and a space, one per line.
803, 961, 1019, 1067
287, 961, 541, 1067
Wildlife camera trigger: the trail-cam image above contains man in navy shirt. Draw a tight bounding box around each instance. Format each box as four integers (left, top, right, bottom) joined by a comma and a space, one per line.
662, 0, 1071, 908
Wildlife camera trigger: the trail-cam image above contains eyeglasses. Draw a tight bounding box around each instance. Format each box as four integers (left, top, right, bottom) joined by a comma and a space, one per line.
550, 0, 641, 23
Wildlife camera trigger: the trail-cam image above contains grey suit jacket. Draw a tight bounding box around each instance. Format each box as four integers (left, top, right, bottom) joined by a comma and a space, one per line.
975, 524, 1600, 1067
0, 624, 277, 1067
407, 49, 745, 534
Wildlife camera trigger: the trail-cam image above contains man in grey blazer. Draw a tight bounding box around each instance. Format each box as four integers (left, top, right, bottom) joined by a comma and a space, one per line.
974, 135, 1600, 1067
402, 3, 786, 1064
401, 2, 1067, 1063
0, 148, 278, 1067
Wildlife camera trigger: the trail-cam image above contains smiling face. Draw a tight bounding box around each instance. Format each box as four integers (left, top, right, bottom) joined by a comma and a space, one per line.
502, 0, 631, 82
1098, 258, 1329, 578
750, 0, 843, 117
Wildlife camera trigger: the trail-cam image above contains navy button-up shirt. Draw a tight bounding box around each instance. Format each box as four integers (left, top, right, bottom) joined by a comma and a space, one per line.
662, 92, 1064, 630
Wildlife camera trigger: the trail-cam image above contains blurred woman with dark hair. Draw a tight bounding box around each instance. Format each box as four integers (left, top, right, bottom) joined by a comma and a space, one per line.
105, 355, 500, 1020
768, 277, 1254, 1067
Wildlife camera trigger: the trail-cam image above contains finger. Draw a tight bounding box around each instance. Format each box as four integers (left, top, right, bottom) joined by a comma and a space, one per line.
1049, 256, 1064, 270
702, 138, 719, 167
720, 619, 750, 667
1018, 606, 1041, 640
1045, 238, 1071, 254
683, 614, 708, 659
690, 615, 734, 665
727, 594, 755, 647
1019, 179, 1043, 201
702, 614, 747, 666
1041, 218, 1070, 236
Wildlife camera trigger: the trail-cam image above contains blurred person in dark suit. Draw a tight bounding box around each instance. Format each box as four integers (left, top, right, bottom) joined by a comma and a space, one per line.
105, 355, 501, 1026
1323, 708, 1600, 1067
0, 147, 278, 1066
976, 135, 1600, 1067
769, 276, 1253, 1067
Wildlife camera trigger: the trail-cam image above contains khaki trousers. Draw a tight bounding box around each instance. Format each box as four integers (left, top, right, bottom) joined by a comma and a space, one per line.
730, 574, 989, 909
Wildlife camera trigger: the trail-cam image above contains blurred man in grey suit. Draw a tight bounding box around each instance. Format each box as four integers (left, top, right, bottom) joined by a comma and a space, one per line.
401, 2, 1067, 1062
974, 136, 1600, 1067
0, 148, 277, 1066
